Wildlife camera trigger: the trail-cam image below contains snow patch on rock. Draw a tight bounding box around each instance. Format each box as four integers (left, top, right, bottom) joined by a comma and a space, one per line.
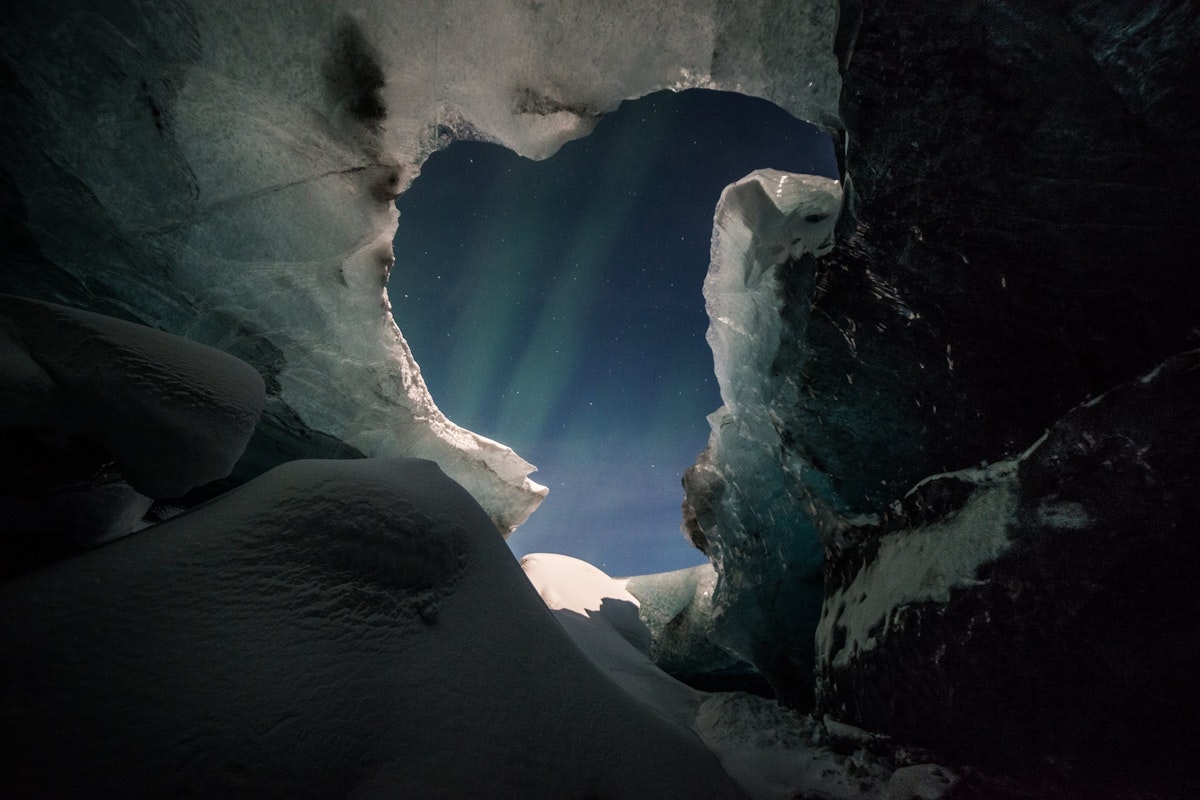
817, 474, 1018, 669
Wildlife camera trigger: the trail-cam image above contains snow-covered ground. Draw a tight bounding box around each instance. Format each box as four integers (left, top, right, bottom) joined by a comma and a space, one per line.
0, 458, 745, 798
1, 450, 957, 798
0, 295, 955, 797
522, 552, 958, 800
0, 294, 264, 499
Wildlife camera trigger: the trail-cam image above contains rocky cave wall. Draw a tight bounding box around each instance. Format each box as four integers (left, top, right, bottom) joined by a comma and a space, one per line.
677, 0, 1200, 788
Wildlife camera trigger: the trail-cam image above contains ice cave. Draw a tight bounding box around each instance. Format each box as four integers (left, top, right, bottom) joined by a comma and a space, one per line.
391, 87, 839, 576
2, 1, 1198, 798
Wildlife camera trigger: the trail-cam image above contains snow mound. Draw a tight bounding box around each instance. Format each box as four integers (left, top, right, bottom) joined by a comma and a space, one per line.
521, 552, 956, 800
0, 457, 745, 799
522, 552, 699, 729
521, 551, 651, 655
0, 295, 264, 499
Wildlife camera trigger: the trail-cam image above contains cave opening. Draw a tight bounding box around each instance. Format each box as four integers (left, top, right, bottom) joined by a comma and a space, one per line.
389, 88, 838, 576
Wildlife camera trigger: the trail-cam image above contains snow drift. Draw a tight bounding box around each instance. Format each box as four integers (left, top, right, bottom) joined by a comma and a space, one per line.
0, 294, 265, 499
0, 457, 747, 799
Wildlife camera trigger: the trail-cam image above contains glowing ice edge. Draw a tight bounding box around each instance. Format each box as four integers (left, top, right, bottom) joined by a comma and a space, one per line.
694, 168, 842, 659
5, 0, 841, 534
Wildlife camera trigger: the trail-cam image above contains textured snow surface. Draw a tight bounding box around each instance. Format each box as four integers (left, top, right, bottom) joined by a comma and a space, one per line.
0, 458, 747, 799
0, 0, 840, 534
522, 552, 955, 800
0, 294, 264, 498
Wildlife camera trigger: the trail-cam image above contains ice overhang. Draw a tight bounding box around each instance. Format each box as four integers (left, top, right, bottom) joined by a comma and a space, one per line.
0, 0, 842, 533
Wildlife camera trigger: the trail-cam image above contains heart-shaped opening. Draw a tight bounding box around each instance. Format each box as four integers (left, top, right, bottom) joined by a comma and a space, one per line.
390, 88, 837, 576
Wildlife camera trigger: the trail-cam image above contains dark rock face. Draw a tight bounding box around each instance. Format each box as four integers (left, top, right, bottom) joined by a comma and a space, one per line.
817, 351, 1200, 792
812, 0, 1200, 510
692, 0, 1200, 724
728, 0, 1200, 711
798, 0, 1200, 787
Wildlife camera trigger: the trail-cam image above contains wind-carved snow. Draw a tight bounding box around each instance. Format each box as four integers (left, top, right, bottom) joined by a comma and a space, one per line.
0, 0, 841, 533
0, 295, 265, 499
0, 458, 747, 798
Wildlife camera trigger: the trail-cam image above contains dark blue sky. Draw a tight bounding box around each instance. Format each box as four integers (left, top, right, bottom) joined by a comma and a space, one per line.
390, 89, 837, 576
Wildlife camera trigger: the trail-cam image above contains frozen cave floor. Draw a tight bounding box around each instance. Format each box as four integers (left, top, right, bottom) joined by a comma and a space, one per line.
0, 295, 949, 798
0, 456, 960, 800
6, 450, 1184, 800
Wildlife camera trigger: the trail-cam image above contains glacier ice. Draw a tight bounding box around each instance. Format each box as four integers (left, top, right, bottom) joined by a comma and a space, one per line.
625, 562, 756, 681
0, 0, 841, 533
684, 171, 842, 698
2, 0, 1199, 795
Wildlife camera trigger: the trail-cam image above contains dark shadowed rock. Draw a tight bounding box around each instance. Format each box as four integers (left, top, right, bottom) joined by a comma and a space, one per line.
808, 0, 1200, 508
686, 0, 1200, 724
817, 350, 1200, 796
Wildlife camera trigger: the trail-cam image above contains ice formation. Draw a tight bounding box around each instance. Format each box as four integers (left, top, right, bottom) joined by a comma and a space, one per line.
625, 562, 756, 681
684, 171, 842, 690
5, 0, 1198, 794
0, 0, 841, 532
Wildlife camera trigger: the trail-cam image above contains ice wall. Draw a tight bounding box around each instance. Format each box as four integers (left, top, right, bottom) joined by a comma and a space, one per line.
0, 0, 841, 532
684, 171, 841, 700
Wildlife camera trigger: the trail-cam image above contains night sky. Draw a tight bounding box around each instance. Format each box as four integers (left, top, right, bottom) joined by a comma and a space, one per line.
390, 89, 838, 576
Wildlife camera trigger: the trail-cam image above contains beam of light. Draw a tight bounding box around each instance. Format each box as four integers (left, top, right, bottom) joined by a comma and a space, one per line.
390, 88, 838, 575
407, 153, 537, 426
494, 101, 673, 445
